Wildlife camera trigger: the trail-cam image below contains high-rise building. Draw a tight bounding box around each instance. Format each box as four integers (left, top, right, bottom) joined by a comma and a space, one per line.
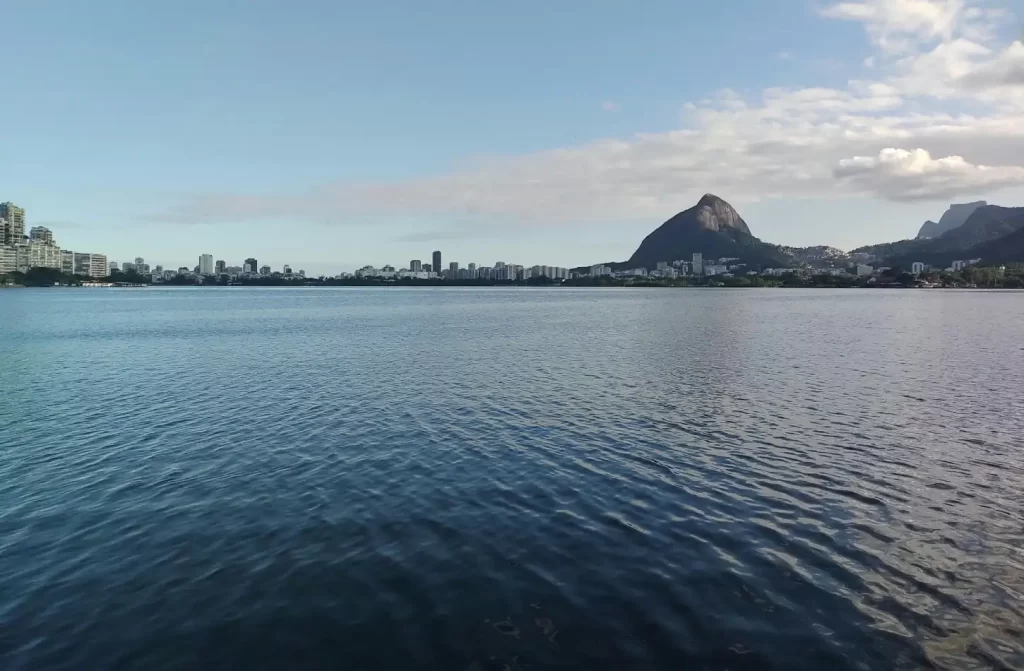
283, 264, 292, 275
468, 262, 476, 278
215, 259, 226, 274
245, 258, 258, 273
28, 241, 62, 270
0, 245, 16, 274
73, 252, 92, 276
448, 261, 458, 279
0, 203, 25, 244
692, 253, 703, 276
122, 261, 135, 272
0, 219, 6, 244
109, 261, 119, 272
410, 259, 422, 272
432, 250, 442, 273
29, 226, 54, 244
199, 254, 214, 275
260, 265, 271, 275
89, 254, 107, 278
12, 244, 29, 272
134, 256, 145, 268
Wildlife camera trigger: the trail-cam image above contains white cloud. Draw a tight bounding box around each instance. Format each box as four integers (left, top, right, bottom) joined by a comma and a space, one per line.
153, 1, 1024, 228
958, 39, 1024, 92
820, 0, 965, 51
835, 147, 1024, 199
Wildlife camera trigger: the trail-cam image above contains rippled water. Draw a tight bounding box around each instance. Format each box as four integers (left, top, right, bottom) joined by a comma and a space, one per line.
1, 287, 1023, 670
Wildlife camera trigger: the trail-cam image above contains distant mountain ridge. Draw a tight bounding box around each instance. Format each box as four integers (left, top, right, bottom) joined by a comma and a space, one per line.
888, 205, 1024, 267
584, 194, 1024, 275
916, 201, 986, 239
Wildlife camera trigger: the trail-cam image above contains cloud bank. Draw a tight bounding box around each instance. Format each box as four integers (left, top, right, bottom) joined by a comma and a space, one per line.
155, 0, 1024, 227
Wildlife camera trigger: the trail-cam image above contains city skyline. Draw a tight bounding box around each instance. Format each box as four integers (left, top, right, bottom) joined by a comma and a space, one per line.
2, 1, 1023, 274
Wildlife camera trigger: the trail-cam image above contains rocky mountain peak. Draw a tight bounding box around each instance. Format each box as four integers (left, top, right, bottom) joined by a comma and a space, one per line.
691, 194, 751, 235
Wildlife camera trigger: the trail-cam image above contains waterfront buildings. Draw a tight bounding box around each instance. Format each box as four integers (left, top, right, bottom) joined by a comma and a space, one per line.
215, 259, 226, 274
911, 262, 925, 274
0, 245, 15, 274
432, 251, 442, 274
68, 252, 108, 278
449, 261, 459, 278
28, 240, 62, 270
199, 254, 214, 275
410, 260, 422, 272
692, 253, 703, 276
245, 258, 258, 273
0, 202, 25, 245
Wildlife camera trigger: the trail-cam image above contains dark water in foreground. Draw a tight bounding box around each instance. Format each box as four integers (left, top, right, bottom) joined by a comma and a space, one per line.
1, 287, 1023, 670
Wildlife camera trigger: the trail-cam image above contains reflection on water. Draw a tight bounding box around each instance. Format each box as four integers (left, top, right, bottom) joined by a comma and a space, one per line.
1, 287, 1022, 670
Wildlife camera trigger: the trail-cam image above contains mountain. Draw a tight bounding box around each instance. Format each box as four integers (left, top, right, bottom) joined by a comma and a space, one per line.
968, 223, 1024, 264
851, 238, 924, 262
625, 194, 790, 268
916, 201, 987, 239
934, 205, 1024, 249
780, 245, 850, 266
917, 220, 941, 238
888, 206, 1024, 267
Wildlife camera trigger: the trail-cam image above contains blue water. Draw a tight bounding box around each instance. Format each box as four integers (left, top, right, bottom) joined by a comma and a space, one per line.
1, 287, 1023, 670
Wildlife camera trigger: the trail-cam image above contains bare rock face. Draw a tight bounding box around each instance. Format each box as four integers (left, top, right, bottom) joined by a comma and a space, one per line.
917, 202, 987, 238
692, 194, 753, 235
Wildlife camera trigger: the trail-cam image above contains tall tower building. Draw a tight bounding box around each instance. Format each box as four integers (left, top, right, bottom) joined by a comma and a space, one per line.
245, 258, 258, 273
215, 259, 226, 274
432, 250, 442, 274
692, 252, 703, 276
410, 260, 422, 272
0, 202, 26, 244
199, 254, 214, 275
448, 261, 458, 279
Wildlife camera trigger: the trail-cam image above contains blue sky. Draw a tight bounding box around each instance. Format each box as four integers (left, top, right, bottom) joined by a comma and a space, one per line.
2, 0, 1022, 273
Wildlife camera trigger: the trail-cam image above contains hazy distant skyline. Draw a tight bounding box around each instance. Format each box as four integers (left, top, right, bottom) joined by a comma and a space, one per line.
3, 0, 1023, 274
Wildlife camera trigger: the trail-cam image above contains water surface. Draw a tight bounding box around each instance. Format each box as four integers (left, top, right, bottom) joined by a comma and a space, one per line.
1, 287, 1023, 669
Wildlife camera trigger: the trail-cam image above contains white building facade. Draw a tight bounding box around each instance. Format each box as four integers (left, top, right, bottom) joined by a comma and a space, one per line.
199, 254, 214, 275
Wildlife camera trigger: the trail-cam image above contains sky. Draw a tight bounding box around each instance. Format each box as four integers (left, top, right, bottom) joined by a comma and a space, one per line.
2, 0, 1023, 274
